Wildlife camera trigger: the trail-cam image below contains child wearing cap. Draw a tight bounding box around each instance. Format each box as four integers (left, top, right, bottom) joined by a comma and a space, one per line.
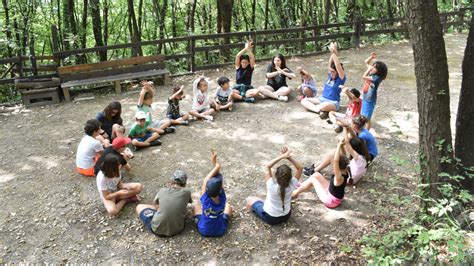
327, 86, 362, 133
136, 170, 192, 237
192, 150, 233, 237
94, 137, 134, 176
76, 119, 104, 176
128, 111, 162, 148
137, 81, 176, 135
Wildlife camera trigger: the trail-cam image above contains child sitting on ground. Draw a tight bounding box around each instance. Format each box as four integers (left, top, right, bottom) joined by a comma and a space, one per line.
327, 86, 362, 133
128, 111, 162, 148
76, 119, 104, 177
212, 76, 233, 112
94, 137, 134, 176
136, 170, 192, 237
246, 147, 303, 225
166, 85, 190, 126
296, 67, 317, 102
96, 154, 143, 216
137, 80, 176, 135
193, 150, 233, 237
189, 77, 215, 122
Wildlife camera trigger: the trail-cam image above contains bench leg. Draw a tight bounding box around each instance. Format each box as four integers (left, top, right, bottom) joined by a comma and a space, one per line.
163, 73, 170, 85
62, 87, 71, 102
114, 81, 122, 94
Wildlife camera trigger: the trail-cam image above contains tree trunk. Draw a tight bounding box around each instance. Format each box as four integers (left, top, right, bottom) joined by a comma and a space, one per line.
405, 0, 456, 205
1, 0, 13, 57
324, 0, 331, 24
455, 16, 474, 193
216, 0, 233, 59
78, 0, 88, 63
90, 0, 106, 61
251, 0, 256, 29
103, 0, 108, 46
186, 0, 197, 33
171, 1, 177, 37
333, 0, 339, 19
62, 0, 70, 51
127, 0, 142, 56
264, 0, 269, 30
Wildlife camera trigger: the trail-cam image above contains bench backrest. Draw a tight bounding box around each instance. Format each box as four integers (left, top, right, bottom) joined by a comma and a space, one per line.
58, 55, 165, 82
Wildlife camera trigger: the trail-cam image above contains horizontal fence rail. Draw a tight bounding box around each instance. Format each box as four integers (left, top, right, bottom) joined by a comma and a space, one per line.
0, 7, 472, 86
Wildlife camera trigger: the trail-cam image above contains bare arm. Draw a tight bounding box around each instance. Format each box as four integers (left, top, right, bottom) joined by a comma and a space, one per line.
266, 70, 280, 79
281, 69, 296, 79
235, 47, 246, 69
362, 65, 374, 81
364, 52, 376, 66
103, 188, 127, 201
169, 86, 184, 100
332, 141, 345, 186
287, 156, 303, 180
200, 150, 221, 196
247, 42, 255, 69
332, 54, 345, 80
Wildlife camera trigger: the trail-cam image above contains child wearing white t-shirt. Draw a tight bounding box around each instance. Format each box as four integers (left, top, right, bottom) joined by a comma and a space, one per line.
96, 154, 143, 216
245, 147, 303, 225
189, 77, 215, 121
212, 76, 233, 112
76, 119, 104, 176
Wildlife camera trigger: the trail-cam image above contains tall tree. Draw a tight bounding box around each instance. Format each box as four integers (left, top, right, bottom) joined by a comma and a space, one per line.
127, 0, 142, 56
1, 0, 13, 57
324, 0, 331, 24
405, 0, 456, 204
455, 16, 474, 193
90, 0, 106, 61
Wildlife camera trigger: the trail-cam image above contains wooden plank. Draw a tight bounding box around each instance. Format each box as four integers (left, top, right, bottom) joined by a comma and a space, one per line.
20, 87, 58, 95
61, 69, 169, 88
0, 57, 21, 64
194, 42, 248, 52
256, 38, 305, 46
54, 43, 133, 58
363, 28, 407, 36
304, 32, 353, 42
193, 31, 253, 40
58, 55, 165, 74
60, 62, 165, 82
195, 63, 232, 71
164, 53, 192, 60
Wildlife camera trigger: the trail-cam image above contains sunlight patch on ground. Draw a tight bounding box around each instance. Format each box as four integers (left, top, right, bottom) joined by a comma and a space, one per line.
29, 156, 59, 169
0, 169, 16, 184
377, 111, 418, 143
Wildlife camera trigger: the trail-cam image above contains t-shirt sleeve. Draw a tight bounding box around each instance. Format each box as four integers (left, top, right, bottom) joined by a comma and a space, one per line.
93, 139, 103, 152
266, 64, 273, 73
96, 112, 104, 122
372, 75, 381, 88
154, 189, 162, 204
97, 173, 108, 191
186, 189, 192, 203
129, 124, 138, 137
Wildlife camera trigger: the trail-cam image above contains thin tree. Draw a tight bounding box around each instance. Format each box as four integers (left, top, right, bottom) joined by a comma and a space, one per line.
405, 0, 456, 205
90, 0, 107, 61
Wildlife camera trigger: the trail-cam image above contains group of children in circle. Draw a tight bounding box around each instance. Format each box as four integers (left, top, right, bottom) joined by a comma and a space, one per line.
74, 41, 387, 237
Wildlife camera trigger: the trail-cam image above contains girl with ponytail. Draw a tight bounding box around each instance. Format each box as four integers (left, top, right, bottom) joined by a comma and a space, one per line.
246, 147, 303, 225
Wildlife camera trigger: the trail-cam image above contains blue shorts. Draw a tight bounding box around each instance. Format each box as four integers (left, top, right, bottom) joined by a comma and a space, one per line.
193, 214, 229, 237
251, 201, 291, 225
139, 208, 156, 232
361, 100, 376, 119
166, 113, 182, 120
301, 85, 317, 97
135, 131, 152, 142
318, 96, 340, 111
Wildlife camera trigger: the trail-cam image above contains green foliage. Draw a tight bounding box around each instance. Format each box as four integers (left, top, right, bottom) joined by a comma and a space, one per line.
361, 169, 473, 263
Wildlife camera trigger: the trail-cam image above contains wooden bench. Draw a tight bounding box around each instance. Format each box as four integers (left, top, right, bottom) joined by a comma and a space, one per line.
15, 77, 61, 107
58, 55, 170, 102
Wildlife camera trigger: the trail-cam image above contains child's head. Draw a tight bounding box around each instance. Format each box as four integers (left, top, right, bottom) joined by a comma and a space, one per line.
217, 76, 230, 90
197, 78, 208, 93
171, 170, 188, 187
275, 164, 292, 211
240, 54, 250, 68
349, 88, 361, 99
112, 137, 131, 153
206, 173, 223, 198
135, 111, 147, 125
349, 137, 370, 162
100, 154, 120, 178
371, 61, 388, 80
104, 101, 122, 120
143, 91, 154, 106
84, 119, 101, 137
351, 115, 369, 131
172, 86, 185, 100
330, 62, 344, 80
272, 54, 286, 69
338, 153, 350, 172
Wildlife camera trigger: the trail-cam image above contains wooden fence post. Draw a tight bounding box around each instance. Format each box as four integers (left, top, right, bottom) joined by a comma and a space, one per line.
190, 36, 195, 73
458, 9, 465, 32
252, 30, 257, 56
300, 27, 306, 55
352, 16, 361, 49
51, 25, 62, 68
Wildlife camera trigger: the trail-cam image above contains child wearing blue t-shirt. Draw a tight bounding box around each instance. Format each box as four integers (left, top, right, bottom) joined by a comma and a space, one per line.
361, 52, 388, 129
192, 150, 233, 237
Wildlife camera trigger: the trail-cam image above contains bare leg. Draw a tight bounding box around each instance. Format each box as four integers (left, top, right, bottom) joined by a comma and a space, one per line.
245, 196, 263, 211
119, 182, 143, 199
303, 87, 314, 98
170, 113, 190, 125
158, 119, 172, 131
232, 90, 243, 101
224, 203, 233, 219
301, 97, 322, 113
275, 86, 291, 97
312, 173, 330, 204
328, 111, 337, 124
246, 89, 259, 98
132, 139, 151, 147
103, 198, 127, 216
319, 102, 337, 112
201, 108, 215, 116
189, 110, 209, 120
313, 149, 336, 172
292, 177, 316, 198
144, 132, 159, 143
366, 120, 372, 130
192, 203, 203, 216
257, 85, 278, 100
135, 204, 158, 216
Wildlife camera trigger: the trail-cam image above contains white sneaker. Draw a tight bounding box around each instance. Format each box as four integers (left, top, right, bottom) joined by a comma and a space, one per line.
204, 115, 213, 122
278, 95, 288, 102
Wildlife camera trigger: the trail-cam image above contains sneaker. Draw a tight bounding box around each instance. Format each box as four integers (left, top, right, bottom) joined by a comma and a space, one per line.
297, 95, 304, 102
181, 120, 189, 126
149, 140, 162, 146
334, 125, 343, 133
243, 97, 255, 103
319, 111, 329, 119
303, 164, 315, 176
204, 115, 213, 121
127, 143, 137, 152
278, 95, 288, 102
164, 126, 176, 134
326, 119, 333, 125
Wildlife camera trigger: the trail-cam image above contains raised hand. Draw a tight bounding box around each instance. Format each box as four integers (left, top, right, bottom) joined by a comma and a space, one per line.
280, 146, 291, 159
210, 149, 218, 165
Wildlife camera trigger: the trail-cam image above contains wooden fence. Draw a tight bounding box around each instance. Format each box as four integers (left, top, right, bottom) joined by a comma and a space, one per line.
0, 7, 472, 86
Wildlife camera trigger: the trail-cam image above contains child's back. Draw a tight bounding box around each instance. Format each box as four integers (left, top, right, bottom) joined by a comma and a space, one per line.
151, 186, 191, 236
197, 189, 227, 237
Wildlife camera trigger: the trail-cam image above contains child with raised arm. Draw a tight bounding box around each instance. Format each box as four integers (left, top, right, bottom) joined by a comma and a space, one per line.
232, 40, 259, 103
212, 76, 233, 112
293, 139, 350, 208
96, 154, 143, 216
193, 150, 233, 237
129, 111, 162, 148
327, 86, 362, 133
189, 77, 215, 122
76, 119, 104, 176
296, 67, 317, 102
166, 85, 190, 126
361, 52, 388, 129
246, 147, 303, 225
136, 170, 192, 237
137, 81, 176, 135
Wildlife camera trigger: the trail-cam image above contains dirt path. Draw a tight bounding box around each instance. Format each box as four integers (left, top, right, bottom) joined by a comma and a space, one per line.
0, 33, 467, 263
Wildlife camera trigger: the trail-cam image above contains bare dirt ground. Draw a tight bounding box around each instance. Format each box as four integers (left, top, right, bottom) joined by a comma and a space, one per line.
0, 33, 467, 263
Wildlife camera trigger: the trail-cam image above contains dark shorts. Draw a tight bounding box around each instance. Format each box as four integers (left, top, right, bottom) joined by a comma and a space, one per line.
193, 214, 229, 237
139, 208, 156, 232
233, 84, 253, 96
134, 131, 152, 142
252, 201, 291, 225
166, 113, 182, 120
